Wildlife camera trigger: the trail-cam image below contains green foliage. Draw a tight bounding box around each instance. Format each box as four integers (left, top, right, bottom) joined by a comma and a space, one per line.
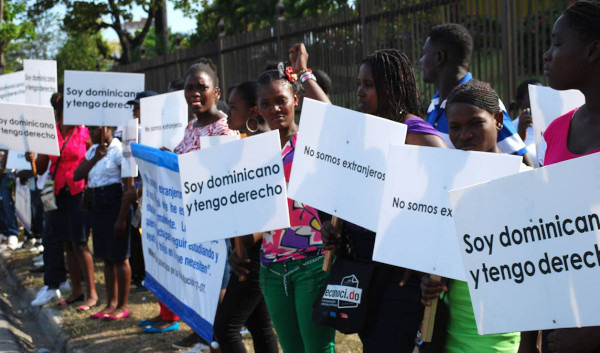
29, 0, 156, 65
183, 0, 351, 45
55, 32, 111, 83
0, 0, 36, 73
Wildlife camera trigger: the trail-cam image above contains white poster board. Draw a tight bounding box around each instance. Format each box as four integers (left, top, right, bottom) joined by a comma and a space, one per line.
288, 98, 407, 231
6, 151, 31, 170
178, 130, 289, 242
373, 145, 523, 280
63, 71, 144, 126
24, 59, 57, 107
449, 152, 600, 334
140, 91, 188, 150
529, 85, 584, 146
131, 143, 226, 343
199, 135, 239, 148
15, 181, 32, 233
0, 103, 60, 156
0, 71, 25, 103
121, 119, 138, 178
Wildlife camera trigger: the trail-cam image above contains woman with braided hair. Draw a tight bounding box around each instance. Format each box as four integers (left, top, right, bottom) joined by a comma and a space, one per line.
289, 43, 446, 352
421, 80, 527, 353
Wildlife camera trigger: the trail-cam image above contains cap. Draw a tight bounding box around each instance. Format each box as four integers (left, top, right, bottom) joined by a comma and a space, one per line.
126, 90, 159, 105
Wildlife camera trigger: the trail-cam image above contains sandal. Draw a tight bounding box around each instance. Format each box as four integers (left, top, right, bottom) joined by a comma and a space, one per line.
104, 309, 131, 321
58, 294, 84, 307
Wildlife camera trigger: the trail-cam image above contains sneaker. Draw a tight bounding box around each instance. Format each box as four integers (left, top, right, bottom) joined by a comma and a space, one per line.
172, 333, 203, 349
59, 280, 71, 293
33, 254, 44, 262
31, 286, 61, 306
33, 260, 44, 268
30, 244, 44, 253
181, 342, 210, 353
6, 235, 19, 250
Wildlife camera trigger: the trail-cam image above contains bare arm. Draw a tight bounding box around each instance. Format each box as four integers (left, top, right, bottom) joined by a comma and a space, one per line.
289, 43, 331, 104
73, 144, 106, 181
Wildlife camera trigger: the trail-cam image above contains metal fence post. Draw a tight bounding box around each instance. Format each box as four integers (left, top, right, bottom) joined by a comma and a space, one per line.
501, 0, 516, 104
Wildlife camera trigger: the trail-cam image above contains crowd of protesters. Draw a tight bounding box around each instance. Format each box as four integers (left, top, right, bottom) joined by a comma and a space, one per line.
1, 1, 599, 352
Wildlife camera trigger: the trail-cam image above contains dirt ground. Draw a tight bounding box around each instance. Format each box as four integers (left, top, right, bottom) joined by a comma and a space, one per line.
5, 243, 363, 353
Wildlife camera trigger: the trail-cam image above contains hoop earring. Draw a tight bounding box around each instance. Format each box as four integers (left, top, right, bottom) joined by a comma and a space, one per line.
246, 116, 259, 133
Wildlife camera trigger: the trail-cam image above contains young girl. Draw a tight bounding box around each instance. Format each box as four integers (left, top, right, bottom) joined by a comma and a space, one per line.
213, 80, 278, 353
421, 80, 525, 353
74, 125, 131, 320
255, 68, 336, 353
533, 2, 600, 352
291, 43, 446, 352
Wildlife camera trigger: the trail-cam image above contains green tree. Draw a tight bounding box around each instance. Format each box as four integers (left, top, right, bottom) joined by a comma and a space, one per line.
0, 0, 35, 74
4, 10, 64, 72
176, 0, 350, 44
29, 0, 157, 65
55, 31, 111, 83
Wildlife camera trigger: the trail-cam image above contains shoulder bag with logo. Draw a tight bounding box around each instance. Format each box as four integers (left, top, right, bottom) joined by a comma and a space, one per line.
312, 258, 380, 334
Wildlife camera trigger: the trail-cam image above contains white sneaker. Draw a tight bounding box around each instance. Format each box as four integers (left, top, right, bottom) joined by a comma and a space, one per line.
33, 254, 44, 262
182, 343, 210, 353
6, 235, 19, 250
59, 280, 71, 293
31, 286, 61, 306
29, 243, 44, 253
33, 260, 44, 268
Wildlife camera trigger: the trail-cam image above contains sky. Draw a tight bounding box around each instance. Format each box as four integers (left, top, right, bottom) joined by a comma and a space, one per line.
102, 1, 198, 41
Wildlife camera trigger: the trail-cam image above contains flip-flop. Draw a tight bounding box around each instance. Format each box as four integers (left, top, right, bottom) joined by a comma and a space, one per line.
77, 302, 98, 312
104, 309, 131, 321
58, 294, 85, 307
88, 309, 106, 319
143, 321, 180, 333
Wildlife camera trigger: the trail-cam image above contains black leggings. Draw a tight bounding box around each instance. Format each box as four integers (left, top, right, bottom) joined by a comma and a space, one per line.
213, 248, 278, 353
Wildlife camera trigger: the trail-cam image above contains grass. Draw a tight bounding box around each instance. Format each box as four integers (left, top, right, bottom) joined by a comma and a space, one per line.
6, 236, 363, 352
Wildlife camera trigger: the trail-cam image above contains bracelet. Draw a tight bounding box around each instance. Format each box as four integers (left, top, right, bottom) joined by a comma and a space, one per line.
300, 72, 316, 83
297, 68, 312, 75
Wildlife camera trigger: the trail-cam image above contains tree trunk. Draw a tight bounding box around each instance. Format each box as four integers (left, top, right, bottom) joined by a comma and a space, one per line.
154, 0, 169, 55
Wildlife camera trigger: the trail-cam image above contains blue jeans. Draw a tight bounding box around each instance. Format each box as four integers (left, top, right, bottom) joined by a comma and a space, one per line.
0, 172, 19, 235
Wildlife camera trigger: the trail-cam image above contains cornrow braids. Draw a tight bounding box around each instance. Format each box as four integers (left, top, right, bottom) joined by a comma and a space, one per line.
362, 49, 422, 123
186, 57, 219, 87
256, 69, 301, 95
447, 80, 501, 115
563, 0, 600, 44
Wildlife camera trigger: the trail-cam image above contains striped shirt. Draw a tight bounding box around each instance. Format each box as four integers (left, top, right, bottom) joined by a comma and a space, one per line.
426, 72, 527, 155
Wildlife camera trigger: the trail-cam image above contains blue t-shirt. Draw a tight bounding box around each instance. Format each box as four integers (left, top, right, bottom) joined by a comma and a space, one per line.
426, 72, 527, 156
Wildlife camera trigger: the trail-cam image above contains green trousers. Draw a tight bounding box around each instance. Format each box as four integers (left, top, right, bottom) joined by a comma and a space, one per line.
260, 255, 336, 353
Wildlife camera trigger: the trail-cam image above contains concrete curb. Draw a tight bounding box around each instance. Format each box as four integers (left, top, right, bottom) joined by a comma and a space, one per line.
0, 251, 79, 353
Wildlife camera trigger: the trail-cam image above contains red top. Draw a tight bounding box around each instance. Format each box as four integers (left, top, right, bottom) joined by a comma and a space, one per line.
542, 109, 600, 166
49, 125, 90, 195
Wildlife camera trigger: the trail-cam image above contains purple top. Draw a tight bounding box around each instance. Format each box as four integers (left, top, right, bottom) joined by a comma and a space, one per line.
405, 116, 442, 137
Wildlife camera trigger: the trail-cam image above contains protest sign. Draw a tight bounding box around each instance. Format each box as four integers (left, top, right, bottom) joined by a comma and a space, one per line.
6, 151, 31, 170
24, 59, 57, 106
0, 103, 59, 156
140, 91, 187, 150
449, 152, 600, 334
287, 98, 407, 231
529, 85, 584, 147
63, 71, 144, 127
131, 143, 226, 342
15, 181, 32, 233
121, 119, 138, 178
0, 71, 25, 103
373, 145, 522, 280
178, 130, 289, 242
199, 135, 239, 148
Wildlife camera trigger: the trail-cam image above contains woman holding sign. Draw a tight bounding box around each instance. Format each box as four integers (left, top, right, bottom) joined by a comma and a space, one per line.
74, 125, 132, 321
421, 80, 529, 352
254, 68, 336, 352
289, 43, 446, 352
533, 1, 600, 352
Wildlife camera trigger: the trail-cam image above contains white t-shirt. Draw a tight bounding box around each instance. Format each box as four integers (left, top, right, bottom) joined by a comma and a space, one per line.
85, 138, 123, 188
